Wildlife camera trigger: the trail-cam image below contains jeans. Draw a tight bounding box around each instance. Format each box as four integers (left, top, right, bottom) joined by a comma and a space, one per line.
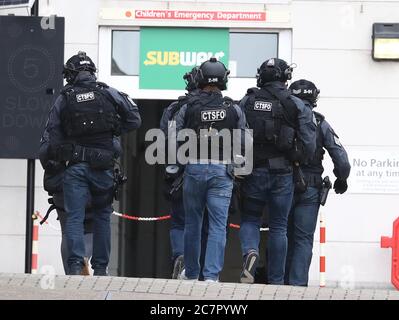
170, 199, 185, 262
183, 163, 233, 281
286, 186, 320, 286
239, 167, 294, 284
53, 193, 94, 274
170, 198, 209, 274
64, 163, 114, 273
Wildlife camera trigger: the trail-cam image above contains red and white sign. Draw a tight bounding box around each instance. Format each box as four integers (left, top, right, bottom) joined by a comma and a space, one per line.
132, 9, 266, 22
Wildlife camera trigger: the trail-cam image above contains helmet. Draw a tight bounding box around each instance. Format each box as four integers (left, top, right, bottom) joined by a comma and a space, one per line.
63, 51, 96, 83
195, 57, 230, 90
256, 58, 293, 86
289, 79, 320, 106
183, 67, 199, 92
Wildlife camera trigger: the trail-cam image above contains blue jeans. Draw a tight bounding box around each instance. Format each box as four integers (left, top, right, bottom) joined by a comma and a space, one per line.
170, 199, 185, 262
286, 186, 320, 286
170, 199, 209, 273
183, 164, 233, 281
239, 167, 294, 284
53, 193, 93, 274
64, 163, 114, 273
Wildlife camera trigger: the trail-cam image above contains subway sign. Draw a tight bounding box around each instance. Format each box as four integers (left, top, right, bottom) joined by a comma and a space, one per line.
139, 27, 229, 90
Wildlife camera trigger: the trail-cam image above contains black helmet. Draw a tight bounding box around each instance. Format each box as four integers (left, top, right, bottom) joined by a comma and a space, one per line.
63, 51, 96, 83
183, 67, 198, 92
289, 79, 320, 107
256, 58, 293, 86
195, 57, 230, 90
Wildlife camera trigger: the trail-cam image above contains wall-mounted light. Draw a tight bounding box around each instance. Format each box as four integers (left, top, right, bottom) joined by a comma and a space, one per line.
372, 23, 399, 61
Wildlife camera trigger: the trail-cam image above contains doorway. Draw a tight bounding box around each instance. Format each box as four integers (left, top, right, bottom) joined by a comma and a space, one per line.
116, 99, 268, 283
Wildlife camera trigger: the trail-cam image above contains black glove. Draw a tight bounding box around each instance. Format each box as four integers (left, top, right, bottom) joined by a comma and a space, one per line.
334, 179, 348, 194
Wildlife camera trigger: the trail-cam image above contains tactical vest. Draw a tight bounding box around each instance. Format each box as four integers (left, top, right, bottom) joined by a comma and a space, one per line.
60, 82, 119, 150
163, 93, 199, 166
302, 111, 325, 175
185, 94, 238, 161
169, 91, 199, 121
243, 86, 298, 164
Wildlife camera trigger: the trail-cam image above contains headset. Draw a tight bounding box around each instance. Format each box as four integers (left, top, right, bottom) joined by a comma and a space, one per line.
256, 58, 294, 86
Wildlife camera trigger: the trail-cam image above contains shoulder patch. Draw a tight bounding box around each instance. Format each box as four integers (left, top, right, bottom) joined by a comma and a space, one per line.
330, 129, 342, 146
119, 91, 135, 106
118, 91, 129, 97
334, 135, 342, 147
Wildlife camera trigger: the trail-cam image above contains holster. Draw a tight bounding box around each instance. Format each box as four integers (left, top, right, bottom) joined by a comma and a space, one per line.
319, 176, 332, 206
113, 168, 127, 201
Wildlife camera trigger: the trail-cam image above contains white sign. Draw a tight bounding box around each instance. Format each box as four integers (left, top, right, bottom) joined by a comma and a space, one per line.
349, 147, 399, 194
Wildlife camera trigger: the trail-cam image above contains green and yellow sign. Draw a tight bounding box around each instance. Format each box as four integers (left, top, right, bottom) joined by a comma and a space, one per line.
140, 27, 229, 90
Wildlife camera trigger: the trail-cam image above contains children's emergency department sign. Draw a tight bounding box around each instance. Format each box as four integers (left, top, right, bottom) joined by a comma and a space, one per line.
139, 27, 229, 90
134, 10, 266, 22
349, 147, 399, 194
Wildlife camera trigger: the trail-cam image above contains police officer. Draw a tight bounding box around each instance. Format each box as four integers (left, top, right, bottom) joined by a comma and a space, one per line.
39, 134, 122, 275
174, 58, 251, 281
285, 79, 350, 286
43, 51, 141, 275
239, 58, 317, 284
39, 135, 93, 275
160, 67, 209, 279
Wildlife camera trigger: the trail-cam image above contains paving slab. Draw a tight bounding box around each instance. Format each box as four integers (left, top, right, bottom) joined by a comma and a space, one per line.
0, 273, 397, 300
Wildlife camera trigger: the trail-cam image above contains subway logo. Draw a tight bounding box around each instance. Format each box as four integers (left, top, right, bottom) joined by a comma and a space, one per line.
144, 51, 225, 66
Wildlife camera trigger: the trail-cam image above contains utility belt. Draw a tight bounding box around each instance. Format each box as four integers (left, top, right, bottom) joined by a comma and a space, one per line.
254, 156, 292, 172
57, 144, 115, 170
304, 172, 323, 188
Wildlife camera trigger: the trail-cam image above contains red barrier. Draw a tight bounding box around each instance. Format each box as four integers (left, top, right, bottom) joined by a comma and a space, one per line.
31, 214, 39, 274
319, 212, 326, 287
380, 217, 399, 290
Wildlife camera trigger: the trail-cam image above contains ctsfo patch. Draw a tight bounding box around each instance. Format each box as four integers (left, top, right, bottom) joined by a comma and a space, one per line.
76, 92, 95, 103
254, 101, 272, 111
201, 109, 226, 122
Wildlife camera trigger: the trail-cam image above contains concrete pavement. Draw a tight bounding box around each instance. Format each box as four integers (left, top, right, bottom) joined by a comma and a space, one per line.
1, 273, 398, 300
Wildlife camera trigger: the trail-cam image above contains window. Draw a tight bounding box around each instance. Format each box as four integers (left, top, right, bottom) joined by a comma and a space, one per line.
229, 32, 278, 77
111, 30, 278, 78
112, 30, 140, 75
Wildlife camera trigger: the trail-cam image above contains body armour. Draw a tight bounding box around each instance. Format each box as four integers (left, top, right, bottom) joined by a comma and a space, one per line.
185, 94, 238, 161
60, 82, 119, 150
243, 87, 298, 165
171, 91, 199, 121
